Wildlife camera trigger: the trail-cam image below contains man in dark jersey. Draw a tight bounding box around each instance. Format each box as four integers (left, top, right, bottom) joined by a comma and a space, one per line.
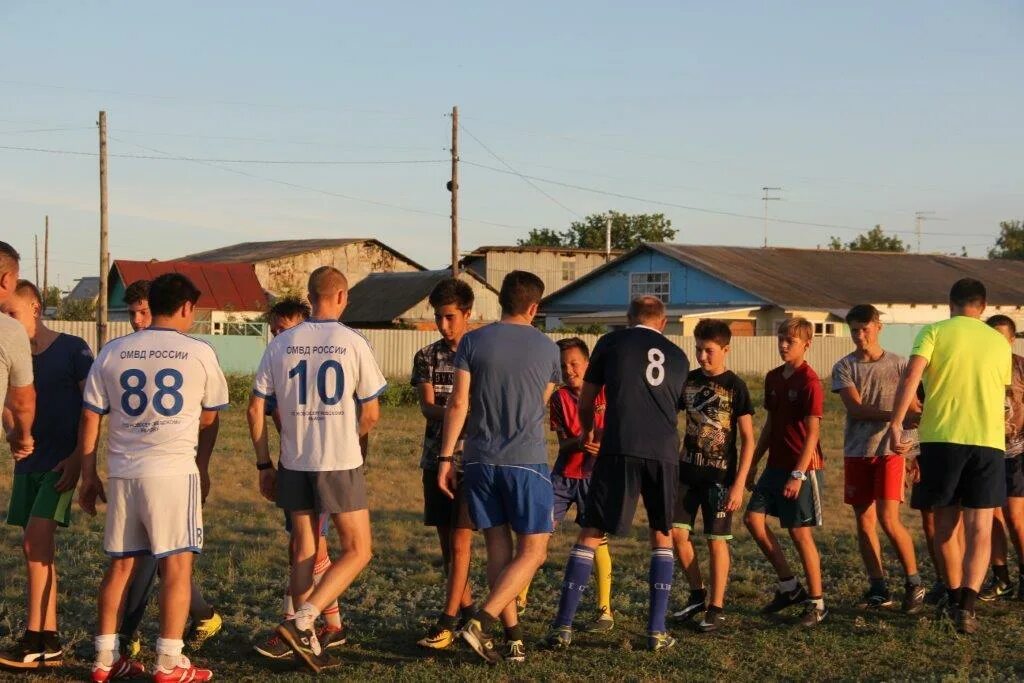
546, 296, 689, 652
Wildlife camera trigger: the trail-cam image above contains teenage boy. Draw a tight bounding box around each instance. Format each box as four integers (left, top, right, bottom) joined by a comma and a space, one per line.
671, 319, 754, 632
890, 279, 1011, 634
832, 304, 925, 613
79, 273, 229, 683
744, 317, 827, 627
249, 267, 386, 673
545, 296, 689, 652
0, 241, 35, 460
980, 315, 1024, 600
0, 281, 92, 670
437, 271, 561, 665
414, 279, 477, 649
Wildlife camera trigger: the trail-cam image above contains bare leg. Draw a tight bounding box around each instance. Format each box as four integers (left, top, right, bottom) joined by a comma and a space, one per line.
789, 527, 823, 597
23, 518, 58, 632
877, 499, 918, 577
707, 539, 730, 608
744, 512, 794, 579
304, 510, 373, 612
934, 507, 965, 589
443, 528, 474, 616
479, 527, 551, 624
960, 507, 995, 593
158, 553, 194, 639
853, 503, 884, 579
671, 526, 704, 590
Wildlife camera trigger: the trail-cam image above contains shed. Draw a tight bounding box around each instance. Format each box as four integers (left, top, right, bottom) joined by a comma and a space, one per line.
342, 269, 500, 329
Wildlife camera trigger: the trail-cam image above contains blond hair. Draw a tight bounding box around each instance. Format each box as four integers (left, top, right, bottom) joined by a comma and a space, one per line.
777, 317, 813, 342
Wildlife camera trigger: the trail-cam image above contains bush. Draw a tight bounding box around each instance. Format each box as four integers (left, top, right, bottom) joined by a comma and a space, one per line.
226, 373, 254, 407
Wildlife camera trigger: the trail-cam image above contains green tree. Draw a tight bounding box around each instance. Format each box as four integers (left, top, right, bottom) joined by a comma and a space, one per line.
518, 212, 676, 250
828, 225, 907, 252
989, 220, 1024, 259
42, 285, 61, 309
56, 297, 96, 321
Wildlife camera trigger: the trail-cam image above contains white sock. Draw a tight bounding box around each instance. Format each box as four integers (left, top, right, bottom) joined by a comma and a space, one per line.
779, 577, 798, 593
294, 602, 321, 633
283, 591, 295, 620
94, 634, 118, 667
810, 597, 825, 610
155, 638, 184, 670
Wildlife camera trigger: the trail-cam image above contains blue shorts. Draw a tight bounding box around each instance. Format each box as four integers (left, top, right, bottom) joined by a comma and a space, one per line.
552, 474, 591, 527
464, 463, 554, 534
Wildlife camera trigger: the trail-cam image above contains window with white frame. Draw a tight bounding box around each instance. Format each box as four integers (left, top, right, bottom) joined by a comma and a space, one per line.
561, 257, 576, 282
629, 272, 670, 303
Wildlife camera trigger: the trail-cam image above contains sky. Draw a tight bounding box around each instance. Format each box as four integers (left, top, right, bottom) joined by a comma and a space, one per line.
1, 1, 1021, 289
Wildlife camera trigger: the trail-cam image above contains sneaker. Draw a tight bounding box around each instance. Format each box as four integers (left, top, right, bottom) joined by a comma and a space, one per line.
543, 625, 573, 650
858, 585, 895, 609
458, 618, 501, 665
902, 584, 926, 614
152, 656, 212, 683
979, 576, 1013, 602
647, 631, 676, 652
275, 619, 326, 673
119, 636, 141, 659
672, 590, 707, 622
318, 625, 348, 651
504, 639, 526, 663
798, 602, 828, 628
761, 584, 809, 614
924, 581, 947, 606
186, 611, 223, 651
416, 623, 455, 650
0, 632, 61, 670
253, 632, 292, 659
91, 656, 146, 682
585, 607, 614, 633
697, 609, 726, 633
955, 607, 979, 635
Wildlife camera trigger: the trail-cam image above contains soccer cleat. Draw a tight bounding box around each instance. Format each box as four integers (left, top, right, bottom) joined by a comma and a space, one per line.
91, 656, 146, 682
902, 584, 926, 614
955, 608, 979, 635
253, 632, 292, 659
924, 581, 947, 606
318, 625, 348, 650
504, 639, 526, 663
416, 624, 456, 650
120, 635, 141, 659
672, 590, 707, 622
798, 602, 828, 628
458, 618, 501, 665
275, 619, 326, 673
647, 631, 677, 652
152, 656, 213, 683
858, 585, 895, 609
0, 632, 61, 670
585, 607, 615, 633
543, 625, 574, 650
697, 609, 726, 633
761, 584, 809, 614
979, 576, 1013, 602
186, 611, 223, 651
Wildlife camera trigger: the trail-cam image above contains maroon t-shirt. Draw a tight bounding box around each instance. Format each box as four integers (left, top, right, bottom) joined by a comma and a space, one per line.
764, 362, 824, 471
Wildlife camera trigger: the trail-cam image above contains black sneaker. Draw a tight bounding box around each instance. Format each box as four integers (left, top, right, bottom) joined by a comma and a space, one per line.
459, 618, 501, 665
924, 581, 947, 606
275, 620, 328, 674
902, 584, 926, 614
697, 609, 726, 633
0, 632, 59, 670
955, 607, 979, 635
672, 589, 707, 622
761, 584, 809, 614
798, 602, 828, 628
858, 585, 895, 609
979, 576, 1013, 602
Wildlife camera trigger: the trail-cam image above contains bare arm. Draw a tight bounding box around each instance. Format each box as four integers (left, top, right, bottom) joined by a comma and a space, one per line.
76, 409, 105, 515
889, 355, 928, 453
578, 381, 601, 438
247, 395, 271, 466
196, 410, 219, 502
836, 386, 892, 422
5, 383, 35, 458
437, 369, 471, 499
358, 398, 380, 437
416, 383, 446, 422
794, 415, 821, 473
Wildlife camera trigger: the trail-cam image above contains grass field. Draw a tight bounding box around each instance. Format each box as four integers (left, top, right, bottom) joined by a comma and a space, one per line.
2, 379, 1024, 681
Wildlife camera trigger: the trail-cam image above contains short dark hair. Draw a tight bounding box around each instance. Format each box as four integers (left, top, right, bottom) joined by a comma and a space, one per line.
0, 241, 20, 275
14, 279, 42, 307
307, 266, 348, 302
556, 336, 590, 360
950, 278, 986, 308
269, 296, 311, 321
845, 304, 881, 325
429, 278, 475, 312
987, 314, 1017, 337
148, 273, 201, 317
123, 279, 150, 305
498, 270, 545, 315
693, 319, 731, 347
627, 296, 666, 323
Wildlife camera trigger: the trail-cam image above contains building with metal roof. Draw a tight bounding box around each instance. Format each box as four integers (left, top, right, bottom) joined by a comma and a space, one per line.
342, 269, 500, 329
462, 245, 625, 300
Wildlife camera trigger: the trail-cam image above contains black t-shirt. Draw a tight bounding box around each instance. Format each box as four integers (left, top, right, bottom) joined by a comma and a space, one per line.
679, 370, 754, 485
584, 326, 689, 463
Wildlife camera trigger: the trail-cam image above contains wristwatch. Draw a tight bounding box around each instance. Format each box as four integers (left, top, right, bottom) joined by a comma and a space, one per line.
790, 470, 807, 481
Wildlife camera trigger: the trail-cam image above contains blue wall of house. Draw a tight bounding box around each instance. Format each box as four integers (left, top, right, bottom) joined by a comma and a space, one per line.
544, 250, 765, 311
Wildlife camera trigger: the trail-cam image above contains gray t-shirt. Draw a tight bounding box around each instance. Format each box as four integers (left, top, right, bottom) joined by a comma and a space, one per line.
454, 322, 561, 466
0, 314, 33, 409
832, 351, 917, 457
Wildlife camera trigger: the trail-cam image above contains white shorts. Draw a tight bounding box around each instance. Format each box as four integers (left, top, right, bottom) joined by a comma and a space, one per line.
104, 474, 203, 558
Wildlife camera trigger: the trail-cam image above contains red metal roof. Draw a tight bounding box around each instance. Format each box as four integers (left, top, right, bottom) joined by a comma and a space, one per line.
112, 260, 268, 312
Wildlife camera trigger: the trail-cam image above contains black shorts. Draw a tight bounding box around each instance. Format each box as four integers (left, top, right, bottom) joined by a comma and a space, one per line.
1006, 455, 1024, 499
422, 469, 474, 530
916, 443, 1006, 509
672, 479, 734, 539
583, 455, 676, 536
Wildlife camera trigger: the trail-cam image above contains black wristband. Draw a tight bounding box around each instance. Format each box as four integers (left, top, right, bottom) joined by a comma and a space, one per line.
438, 456, 454, 463
256, 461, 274, 471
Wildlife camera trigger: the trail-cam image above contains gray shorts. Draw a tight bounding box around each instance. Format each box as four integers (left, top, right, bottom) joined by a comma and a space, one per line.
276, 465, 368, 514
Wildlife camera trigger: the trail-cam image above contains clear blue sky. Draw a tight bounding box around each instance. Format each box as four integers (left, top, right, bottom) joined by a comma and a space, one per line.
1, 1, 1021, 288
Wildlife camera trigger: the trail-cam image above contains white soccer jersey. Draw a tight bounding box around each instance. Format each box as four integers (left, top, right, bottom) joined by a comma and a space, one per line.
253, 320, 387, 472
83, 328, 230, 479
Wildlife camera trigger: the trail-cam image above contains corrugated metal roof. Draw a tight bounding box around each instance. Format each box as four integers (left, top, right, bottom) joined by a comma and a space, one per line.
113, 260, 267, 312
342, 269, 495, 324
179, 238, 426, 270
67, 276, 100, 301
470, 245, 626, 256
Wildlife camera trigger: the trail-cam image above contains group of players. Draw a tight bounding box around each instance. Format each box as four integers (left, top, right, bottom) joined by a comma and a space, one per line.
0, 232, 1019, 676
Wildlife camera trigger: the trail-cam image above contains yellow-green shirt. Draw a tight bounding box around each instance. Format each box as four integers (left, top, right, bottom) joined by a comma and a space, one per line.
912, 316, 1012, 450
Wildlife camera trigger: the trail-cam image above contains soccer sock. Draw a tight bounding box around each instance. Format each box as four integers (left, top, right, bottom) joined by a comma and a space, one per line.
460, 603, 476, 622
155, 638, 184, 670
778, 576, 798, 593
648, 547, 674, 634
294, 602, 321, 633
438, 613, 459, 630
869, 577, 888, 592
282, 591, 295, 621
554, 545, 596, 628
503, 624, 523, 642
994, 564, 1011, 585
706, 604, 724, 615
313, 554, 342, 627
93, 634, 118, 667
595, 537, 613, 613
959, 588, 979, 612
906, 573, 922, 588
809, 595, 825, 610
517, 583, 530, 606
23, 630, 41, 646
476, 609, 498, 632
947, 586, 961, 607
690, 587, 708, 604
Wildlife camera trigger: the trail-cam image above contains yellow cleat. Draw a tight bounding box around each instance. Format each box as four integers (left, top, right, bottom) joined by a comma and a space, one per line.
186, 611, 223, 651
416, 624, 455, 649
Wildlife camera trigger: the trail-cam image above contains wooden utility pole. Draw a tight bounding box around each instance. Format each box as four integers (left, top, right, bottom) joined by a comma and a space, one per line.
449, 106, 459, 275
34, 234, 39, 285
98, 111, 109, 348
43, 215, 49, 296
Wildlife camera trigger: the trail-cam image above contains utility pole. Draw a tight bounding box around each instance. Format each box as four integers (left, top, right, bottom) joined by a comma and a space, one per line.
98, 111, 109, 348
449, 106, 459, 275
43, 215, 49, 296
605, 212, 613, 262
914, 210, 939, 254
34, 234, 39, 285
762, 186, 782, 248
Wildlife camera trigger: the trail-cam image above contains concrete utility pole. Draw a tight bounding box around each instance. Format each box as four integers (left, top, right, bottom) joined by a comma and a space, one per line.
605, 212, 613, 262
762, 186, 782, 248
914, 210, 944, 254
98, 111, 109, 348
43, 215, 49, 296
34, 234, 39, 285
449, 106, 459, 275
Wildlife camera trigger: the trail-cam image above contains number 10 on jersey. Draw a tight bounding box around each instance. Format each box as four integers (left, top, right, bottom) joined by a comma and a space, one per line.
288, 359, 345, 405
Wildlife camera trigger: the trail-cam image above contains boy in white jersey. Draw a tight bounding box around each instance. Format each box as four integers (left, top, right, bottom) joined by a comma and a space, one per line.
248, 267, 386, 674
77, 274, 229, 683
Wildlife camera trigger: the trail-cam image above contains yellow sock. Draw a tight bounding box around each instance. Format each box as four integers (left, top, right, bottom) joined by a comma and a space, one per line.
517, 583, 529, 607
595, 537, 612, 613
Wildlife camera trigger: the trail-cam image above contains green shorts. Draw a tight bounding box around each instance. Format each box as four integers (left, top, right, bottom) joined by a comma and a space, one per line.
7, 471, 73, 528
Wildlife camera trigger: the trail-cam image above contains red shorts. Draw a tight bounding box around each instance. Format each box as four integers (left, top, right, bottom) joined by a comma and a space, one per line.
844, 455, 905, 506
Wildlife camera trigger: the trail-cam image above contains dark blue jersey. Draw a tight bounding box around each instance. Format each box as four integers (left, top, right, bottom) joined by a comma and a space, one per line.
584, 326, 689, 463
